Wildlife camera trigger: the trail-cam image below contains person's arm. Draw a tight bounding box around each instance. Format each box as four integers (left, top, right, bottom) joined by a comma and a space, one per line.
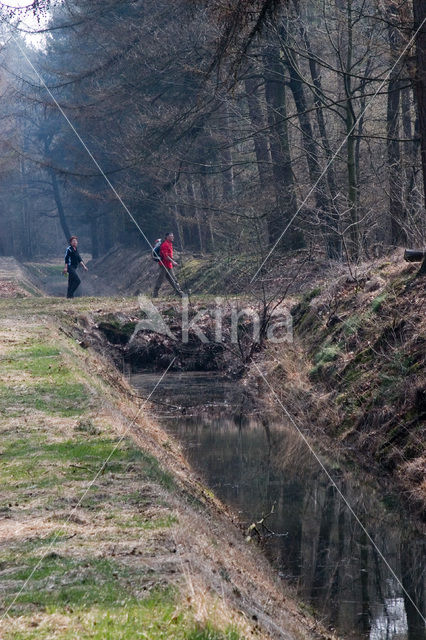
78, 252, 88, 272
167, 246, 178, 267
63, 248, 69, 274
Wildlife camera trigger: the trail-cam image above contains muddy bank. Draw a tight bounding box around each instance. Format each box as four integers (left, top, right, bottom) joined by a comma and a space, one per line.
71, 298, 277, 376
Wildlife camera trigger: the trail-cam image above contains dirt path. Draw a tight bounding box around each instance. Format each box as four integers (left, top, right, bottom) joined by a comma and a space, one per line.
0, 298, 331, 640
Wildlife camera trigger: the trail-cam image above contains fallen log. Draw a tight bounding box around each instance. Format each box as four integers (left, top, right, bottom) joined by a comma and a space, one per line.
404, 249, 426, 276
404, 249, 426, 262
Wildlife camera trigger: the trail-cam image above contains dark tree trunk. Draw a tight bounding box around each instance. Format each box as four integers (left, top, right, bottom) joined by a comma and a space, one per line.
220, 103, 235, 199
297, 15, 341, 258
387, 16, 406, 245
413, 0, 426, 275
359, 529, 371, 635
284, 42, 341, 259
20, 156, 33, 259
245, 75, 272, 189
413, 0, 426, 204
186, 177, 203, 251
199, 168, 213, 251
49, 168, 71, 242
263, 42, 304, 249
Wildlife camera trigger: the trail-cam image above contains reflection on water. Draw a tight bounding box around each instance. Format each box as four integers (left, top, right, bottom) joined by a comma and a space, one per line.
132, 372, 426, 640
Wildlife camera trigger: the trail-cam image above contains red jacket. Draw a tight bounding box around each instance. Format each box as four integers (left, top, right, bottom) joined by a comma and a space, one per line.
159, 239, 173, 269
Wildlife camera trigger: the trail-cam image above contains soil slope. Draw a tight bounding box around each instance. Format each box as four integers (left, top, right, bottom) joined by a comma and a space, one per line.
257, 253, 425, 517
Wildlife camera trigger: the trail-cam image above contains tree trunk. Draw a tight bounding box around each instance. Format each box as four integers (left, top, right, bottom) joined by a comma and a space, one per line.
413, 0, 426, 204
297, 14, 341, 258
220, 102, 235, 199
401, 542, 426, 640
345, 0, 359, 258
359, 529, 371, 635
387, 16, 406, 245
413, 0, 426, 275
20, 156, 33, 259
186, 177, 203, 251
245, 75, 272, 189
199, 168, 212, 251
263, 42, 303, 248
49, 168, 71, 242
284, 41, 340, 259
311, 483, 335, 602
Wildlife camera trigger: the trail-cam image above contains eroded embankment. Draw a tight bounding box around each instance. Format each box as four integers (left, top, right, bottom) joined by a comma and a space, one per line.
0, 297, 329, 640
255, 256, 426, 518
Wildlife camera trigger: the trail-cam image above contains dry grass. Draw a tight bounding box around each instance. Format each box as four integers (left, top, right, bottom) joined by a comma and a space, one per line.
259, 255, 426, 518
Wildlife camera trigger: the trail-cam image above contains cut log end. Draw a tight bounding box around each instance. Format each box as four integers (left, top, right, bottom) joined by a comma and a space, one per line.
404, 249, 426, 263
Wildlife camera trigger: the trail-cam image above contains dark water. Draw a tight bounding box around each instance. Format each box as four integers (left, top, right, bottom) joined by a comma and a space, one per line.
131, 372, 426, 640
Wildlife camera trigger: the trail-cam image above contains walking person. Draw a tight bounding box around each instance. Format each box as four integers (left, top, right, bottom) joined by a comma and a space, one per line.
152, 232, 184, 298
63, 236, 88, 298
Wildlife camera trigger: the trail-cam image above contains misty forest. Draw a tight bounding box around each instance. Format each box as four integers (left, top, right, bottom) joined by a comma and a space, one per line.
0, 1, 425, 640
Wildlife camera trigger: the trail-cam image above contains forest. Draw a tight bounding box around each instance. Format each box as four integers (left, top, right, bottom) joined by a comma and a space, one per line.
0, 0, 425, 267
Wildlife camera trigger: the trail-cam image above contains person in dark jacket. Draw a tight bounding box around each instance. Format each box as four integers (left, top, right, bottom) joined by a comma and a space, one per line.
63, 236, 88, 298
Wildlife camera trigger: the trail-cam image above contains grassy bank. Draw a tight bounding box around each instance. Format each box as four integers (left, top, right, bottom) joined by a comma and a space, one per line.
259, 255, 425, 516
0, 297, 323, 640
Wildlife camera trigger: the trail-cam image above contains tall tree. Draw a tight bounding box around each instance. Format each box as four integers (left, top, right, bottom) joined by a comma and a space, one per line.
412, 0, 426, 274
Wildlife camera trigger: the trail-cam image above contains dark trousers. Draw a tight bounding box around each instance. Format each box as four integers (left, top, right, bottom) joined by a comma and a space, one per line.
153, 265, 183, 297
67, 267, 81, 298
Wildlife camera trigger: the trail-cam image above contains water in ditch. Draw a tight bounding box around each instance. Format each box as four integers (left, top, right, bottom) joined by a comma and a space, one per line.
131, 371, 425, 640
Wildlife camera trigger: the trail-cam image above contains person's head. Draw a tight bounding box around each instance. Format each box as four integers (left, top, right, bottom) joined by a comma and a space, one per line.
69, 236, 78, 248
165, 232, 174, 242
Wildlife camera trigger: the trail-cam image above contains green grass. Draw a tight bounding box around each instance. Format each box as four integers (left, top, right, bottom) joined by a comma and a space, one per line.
0, 341, 90, 417
24, 263, 65, 280
0, 381, 89, 417
3, 578, 243, 639
341, 314, 363, 336
301, 287, 321, 304
371, 293, 387, 313
3, 556, 133, 613
313, 343, 341, 365
2, 344, 63, 376
0, 435, 175, 492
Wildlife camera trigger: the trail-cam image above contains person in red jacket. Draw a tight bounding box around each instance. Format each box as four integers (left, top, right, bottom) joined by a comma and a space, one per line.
152, 232, 184, 297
